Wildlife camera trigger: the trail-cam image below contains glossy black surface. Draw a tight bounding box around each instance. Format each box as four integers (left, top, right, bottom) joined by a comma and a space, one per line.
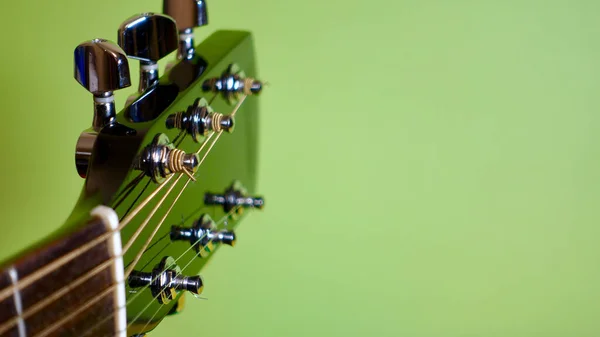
168, 56, 208, 90
118, 13, 178, 62
127, 84, 180, 122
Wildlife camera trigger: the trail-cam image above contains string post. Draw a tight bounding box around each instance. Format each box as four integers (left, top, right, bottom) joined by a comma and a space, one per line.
135, 133, 200, 183
166, 97, 235, 143
170, 214, 236, 257
201, 63, 265, 104
128, 256, 203, 305
204, 180, 265, 217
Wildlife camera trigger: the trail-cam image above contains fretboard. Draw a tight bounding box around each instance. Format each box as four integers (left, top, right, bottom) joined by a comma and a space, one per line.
0, 206, 126, 337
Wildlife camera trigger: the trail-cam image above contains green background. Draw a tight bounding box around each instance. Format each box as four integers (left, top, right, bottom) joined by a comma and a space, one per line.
0, 0, 599, 336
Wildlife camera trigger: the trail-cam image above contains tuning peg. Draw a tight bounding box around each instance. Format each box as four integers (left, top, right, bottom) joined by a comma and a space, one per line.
165, 97, 234, 143
74, 38, 131, 129
202, 63, 264, 104
171, 214, 236, 257
135, 133, 199, 183
128, 256, 203, 304
204, 180, 264, 216
73, 38, 131, 178
163, 0, 208, 60
118, 13, 178, 92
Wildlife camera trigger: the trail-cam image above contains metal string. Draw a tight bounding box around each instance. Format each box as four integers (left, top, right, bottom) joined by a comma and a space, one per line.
80, 205, 241, 337
2, 94, 249, 336
125, 207, 239, 334
84, 95, 249, 336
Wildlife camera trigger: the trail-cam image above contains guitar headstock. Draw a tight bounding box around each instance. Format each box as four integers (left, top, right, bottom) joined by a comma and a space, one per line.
69, 1, 265, 335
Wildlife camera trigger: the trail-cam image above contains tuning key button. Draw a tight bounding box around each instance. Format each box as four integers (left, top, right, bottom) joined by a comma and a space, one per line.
205, 180, 265, 216
163, 0, 208, 60
202, 63, 264, 104
128, 256, 203, 304
171, 214, 236, 257
166, 97, 234, 143
118, 13, 178, 93
73, 38, 131, 178
135, 133, 199, 183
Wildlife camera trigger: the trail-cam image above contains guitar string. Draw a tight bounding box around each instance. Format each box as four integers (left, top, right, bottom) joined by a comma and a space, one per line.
0, 94, 248, 335
0, 174, 176, 305
112, 172, 145, 211
122, 208, 239, 336
122, 93, 246, 279
124, 172, 188, 278
0, 173, 179, 336
0, 91, 222, 304
0, 136, 212, 336
0, 131, 215, 334
29, 136, 223, 337
124, 233, 170, 270
123, 125, 221, 278
85, 95, 249, 336
78, 205, 241, 337
120, 179, 152, 222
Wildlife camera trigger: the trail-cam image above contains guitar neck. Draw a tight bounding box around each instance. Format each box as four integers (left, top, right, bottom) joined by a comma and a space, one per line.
0, 206, 126, 337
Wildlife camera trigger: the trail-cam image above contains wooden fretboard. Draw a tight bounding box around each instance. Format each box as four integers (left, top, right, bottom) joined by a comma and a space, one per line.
0, 206, 126, 337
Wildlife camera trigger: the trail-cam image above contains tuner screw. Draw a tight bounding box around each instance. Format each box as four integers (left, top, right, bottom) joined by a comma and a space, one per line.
73, 38, 131, 178
163, 0, 208, 60
118, 13, 178, 93
166, 97, 235, 143
128, 256, 203, 304
171, 214, 236, 257
135, 133, 199, 183
205, 180, 264, 216
202, 63, 265, 104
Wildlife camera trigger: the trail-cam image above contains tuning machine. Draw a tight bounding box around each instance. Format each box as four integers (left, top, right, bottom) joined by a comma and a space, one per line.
128, 256, 202, 304
135, 133, 199, 183
118, 13, 178, 94
165, 97, 234, 143
202, 63, 265, 104
163, 0, 208, 61
170, 214, 235, 257
73, 39, 131, 178
205, 180, 264, 218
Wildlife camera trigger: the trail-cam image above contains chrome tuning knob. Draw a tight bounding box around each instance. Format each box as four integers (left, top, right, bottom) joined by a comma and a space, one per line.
163, 0, 208, 60
135, 134, 199, 183
118, 13, 178, 92
128, 256, 203, 304
202, 63, 264, 104
165, 97, 234, 143
73, 38, 131, 178
171, 214, 236, 257
205, 180, 265, 217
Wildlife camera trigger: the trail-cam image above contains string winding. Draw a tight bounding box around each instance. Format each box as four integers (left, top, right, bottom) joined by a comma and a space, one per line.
0, 94, 249, 337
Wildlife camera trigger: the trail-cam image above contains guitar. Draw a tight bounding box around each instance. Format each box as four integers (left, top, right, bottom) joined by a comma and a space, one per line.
0, 1, 265, 336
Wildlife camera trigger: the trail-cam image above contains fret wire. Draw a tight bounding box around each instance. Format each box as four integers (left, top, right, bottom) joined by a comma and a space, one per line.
0, 174, 175, 304
0, 125, 221, 332
8, 267, 25, 337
